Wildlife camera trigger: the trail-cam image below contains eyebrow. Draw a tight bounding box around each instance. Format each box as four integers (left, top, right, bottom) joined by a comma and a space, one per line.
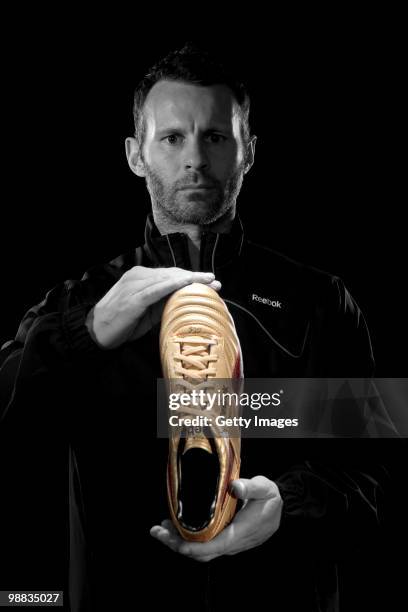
156, 125, 232, 136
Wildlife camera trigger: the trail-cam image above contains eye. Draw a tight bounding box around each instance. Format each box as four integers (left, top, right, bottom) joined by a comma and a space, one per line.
164, 134, 182, 145
206, 133, 227, 144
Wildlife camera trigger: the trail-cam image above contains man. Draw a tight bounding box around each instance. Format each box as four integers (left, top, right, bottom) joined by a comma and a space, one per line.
0, 44, 388, 611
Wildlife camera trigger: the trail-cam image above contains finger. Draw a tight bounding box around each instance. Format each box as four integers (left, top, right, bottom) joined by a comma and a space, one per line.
150, 525, 183, 553
208, 280, 222, 292
127, 275, 220, 298
125, 266, 199, 280
124, 266, 188, 280
126, 269, 212, 292
161, 518, 179, 535
131, 273, 216, 308
230, 476, 277, 500
178, 522, 238, 559
158, 520, 223, 560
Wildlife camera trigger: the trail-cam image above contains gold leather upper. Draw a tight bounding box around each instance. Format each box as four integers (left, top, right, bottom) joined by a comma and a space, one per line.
160, 283, 243, 542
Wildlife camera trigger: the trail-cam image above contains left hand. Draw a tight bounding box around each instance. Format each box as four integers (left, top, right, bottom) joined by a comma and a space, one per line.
150, 475, 283, 562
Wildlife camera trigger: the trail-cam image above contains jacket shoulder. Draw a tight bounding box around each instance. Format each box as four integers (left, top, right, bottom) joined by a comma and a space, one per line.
243, 239, 341, 301
242, 239, 374, 374
81, 244, 144, 283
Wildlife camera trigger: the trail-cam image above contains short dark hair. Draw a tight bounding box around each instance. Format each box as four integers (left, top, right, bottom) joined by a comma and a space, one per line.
132, 42, 251, 147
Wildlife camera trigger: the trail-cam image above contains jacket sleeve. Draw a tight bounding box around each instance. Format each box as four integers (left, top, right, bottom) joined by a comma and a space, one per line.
274, 443, 389, 559
273, 276, 389, 558
0, 277, 109, 426
315, 275, 375, 377
0, 276, 115, 590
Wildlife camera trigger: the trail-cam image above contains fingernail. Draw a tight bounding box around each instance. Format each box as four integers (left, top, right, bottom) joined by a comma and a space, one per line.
231, 481, 245, 498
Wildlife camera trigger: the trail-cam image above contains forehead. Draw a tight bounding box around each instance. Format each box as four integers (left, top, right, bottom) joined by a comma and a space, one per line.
143, 80, 239, 129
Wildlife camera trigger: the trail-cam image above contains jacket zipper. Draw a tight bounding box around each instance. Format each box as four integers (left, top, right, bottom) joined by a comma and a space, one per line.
166, 235, 177, 267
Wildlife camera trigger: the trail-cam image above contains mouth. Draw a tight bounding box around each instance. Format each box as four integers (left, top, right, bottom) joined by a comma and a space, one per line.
180, 184, 215, 191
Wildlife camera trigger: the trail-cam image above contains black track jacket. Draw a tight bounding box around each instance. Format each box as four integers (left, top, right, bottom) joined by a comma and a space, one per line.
0, 214, 390, 611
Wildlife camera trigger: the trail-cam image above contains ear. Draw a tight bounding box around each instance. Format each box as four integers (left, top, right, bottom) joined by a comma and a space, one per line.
125, 137, 146, 177
244, 135, 257, 175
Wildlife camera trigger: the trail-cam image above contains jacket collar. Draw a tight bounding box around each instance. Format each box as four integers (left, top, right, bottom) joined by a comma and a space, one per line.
143, 212, 244, 272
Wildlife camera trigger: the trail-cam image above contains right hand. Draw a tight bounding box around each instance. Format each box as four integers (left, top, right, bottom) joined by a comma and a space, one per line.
85, 266, 221, 349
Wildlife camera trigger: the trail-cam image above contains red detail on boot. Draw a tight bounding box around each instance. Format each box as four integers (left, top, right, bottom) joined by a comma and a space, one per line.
232, 353, 241, 379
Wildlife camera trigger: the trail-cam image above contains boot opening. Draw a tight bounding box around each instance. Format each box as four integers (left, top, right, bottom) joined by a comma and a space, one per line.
177, 443, 219, 531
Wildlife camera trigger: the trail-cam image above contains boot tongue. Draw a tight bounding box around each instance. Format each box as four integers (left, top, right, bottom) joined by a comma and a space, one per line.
179, 334, 214, 455
183, 435, 213, 454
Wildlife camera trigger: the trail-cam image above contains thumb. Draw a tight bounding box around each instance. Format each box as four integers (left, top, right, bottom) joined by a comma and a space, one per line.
231, 476, 277, 500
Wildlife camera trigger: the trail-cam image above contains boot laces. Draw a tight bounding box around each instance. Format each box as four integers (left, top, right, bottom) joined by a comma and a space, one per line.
171, 334, 222, 426
173, 335, 218, 382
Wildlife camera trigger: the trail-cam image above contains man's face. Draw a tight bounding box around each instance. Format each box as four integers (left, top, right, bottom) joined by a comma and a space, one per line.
137, 80, 250, 225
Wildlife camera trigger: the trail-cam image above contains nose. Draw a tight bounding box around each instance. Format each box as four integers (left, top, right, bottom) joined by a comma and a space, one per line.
184, 138, 209, 171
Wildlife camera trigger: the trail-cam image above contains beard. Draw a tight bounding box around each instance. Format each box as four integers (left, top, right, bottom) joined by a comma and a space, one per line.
142, 159, 246, 226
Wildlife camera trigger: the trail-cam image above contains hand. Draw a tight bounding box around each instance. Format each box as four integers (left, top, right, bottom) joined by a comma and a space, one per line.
150, 476, 282, 562
86, 266, 221, 349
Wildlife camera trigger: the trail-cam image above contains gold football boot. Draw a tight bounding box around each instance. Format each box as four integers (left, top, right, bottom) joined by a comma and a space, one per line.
160, 282, 243, 542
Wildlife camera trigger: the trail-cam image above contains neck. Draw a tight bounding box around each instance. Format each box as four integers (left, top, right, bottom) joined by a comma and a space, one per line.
153, 208, 235, 249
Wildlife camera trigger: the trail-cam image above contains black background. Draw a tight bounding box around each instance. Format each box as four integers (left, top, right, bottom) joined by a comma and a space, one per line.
0, 15, 406, 609
1, 27, 405, 375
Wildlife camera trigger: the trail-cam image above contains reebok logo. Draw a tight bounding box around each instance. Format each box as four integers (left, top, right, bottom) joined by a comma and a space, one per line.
252, 294, 282, 308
